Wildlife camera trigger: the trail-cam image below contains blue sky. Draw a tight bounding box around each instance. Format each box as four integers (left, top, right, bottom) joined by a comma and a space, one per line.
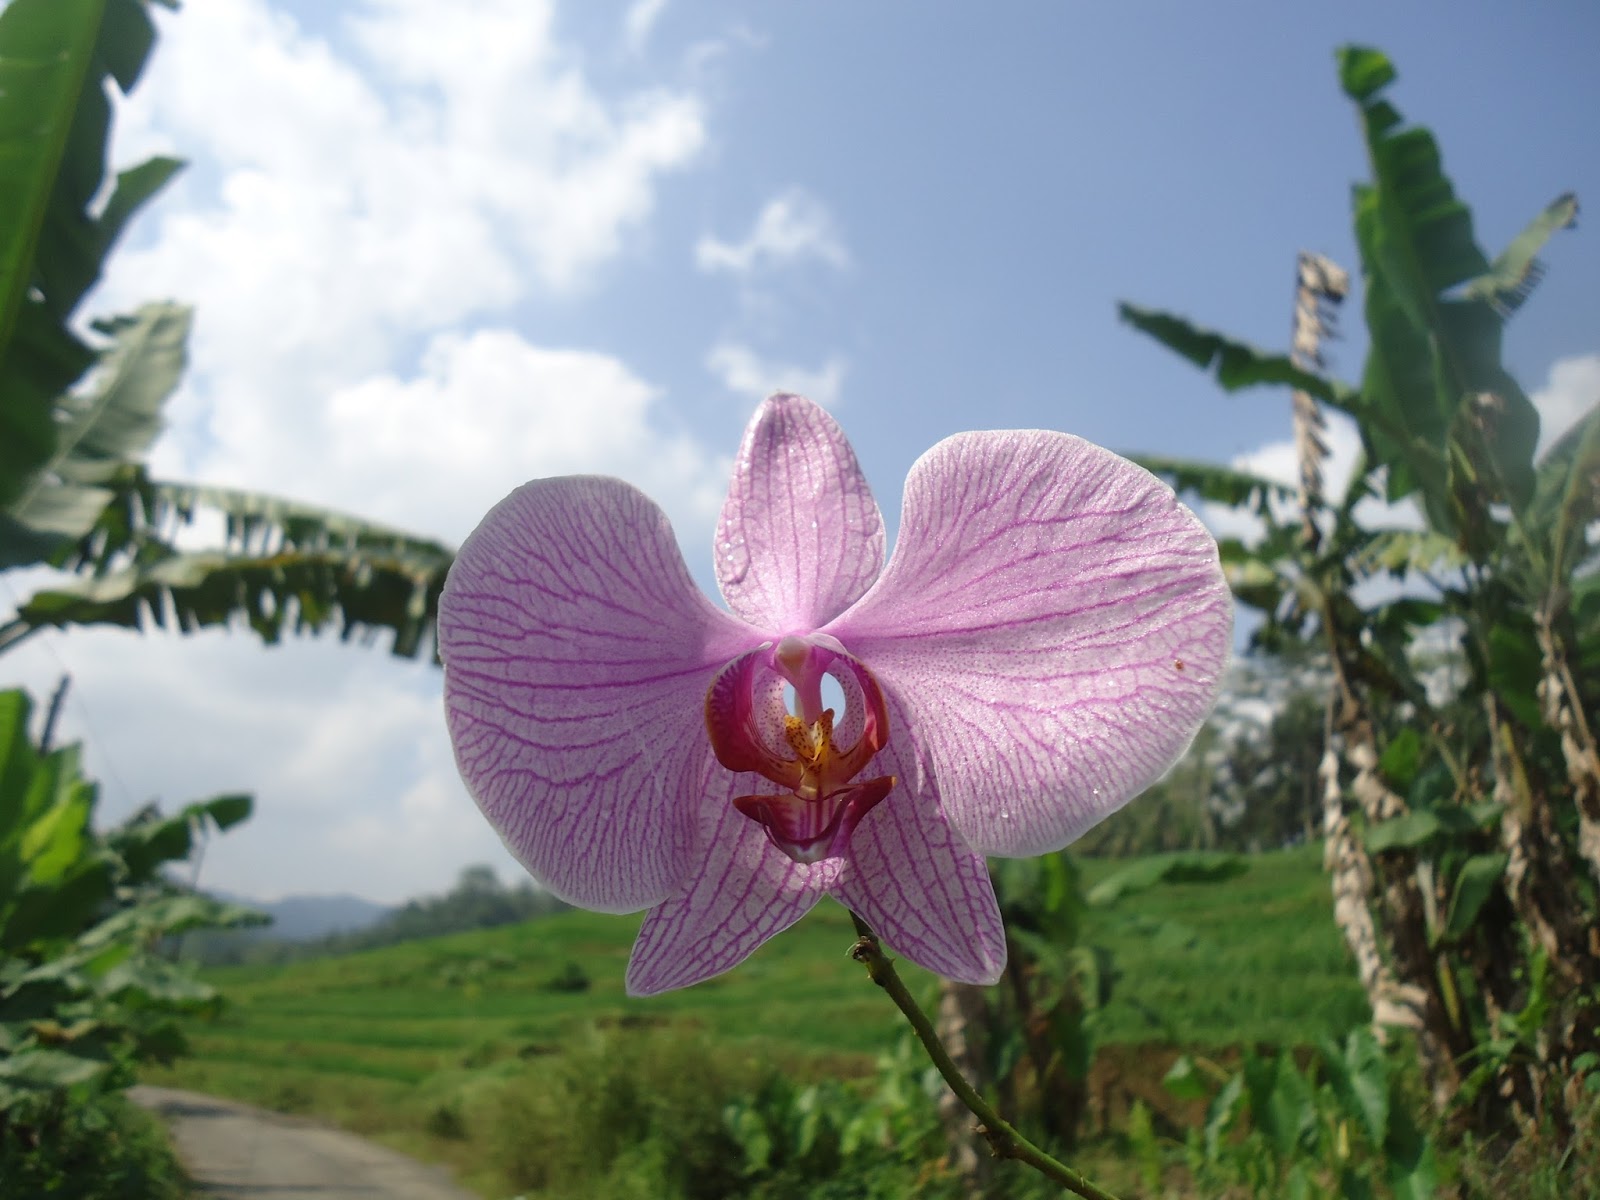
9, 0, 1598, 902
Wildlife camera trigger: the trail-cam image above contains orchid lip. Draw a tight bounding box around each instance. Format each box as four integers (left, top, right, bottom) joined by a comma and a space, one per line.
734, 776, 895, 865
705, 635, 893, 863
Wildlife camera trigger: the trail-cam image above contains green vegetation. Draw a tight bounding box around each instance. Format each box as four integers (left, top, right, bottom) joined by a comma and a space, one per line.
1080, 845, 1367, 1046
0, 686, 259, 1195
0, 1091, 189, 1200
1122, 42, 1599, 1141
140, 847, 1360, 1194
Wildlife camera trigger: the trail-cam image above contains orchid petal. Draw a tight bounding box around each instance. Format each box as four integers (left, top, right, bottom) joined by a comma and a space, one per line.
626, 784, 837, 995
827, 431, 1232, 858
439, 476, 758, 912
716, 394, 886, 631
831, 695, 1006, 984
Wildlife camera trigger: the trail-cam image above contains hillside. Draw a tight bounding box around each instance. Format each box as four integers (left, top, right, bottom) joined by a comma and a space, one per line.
146, 844, 1365, 1196
213, 892, 394, 941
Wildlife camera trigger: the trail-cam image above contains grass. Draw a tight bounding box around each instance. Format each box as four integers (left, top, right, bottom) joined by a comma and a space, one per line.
144, 844, 1366, 1195
1083, 843, 1368, 1044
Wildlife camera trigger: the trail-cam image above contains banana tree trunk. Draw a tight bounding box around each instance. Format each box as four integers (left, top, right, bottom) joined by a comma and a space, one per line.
1319, 720, 1426, 1037
934, 980, 996, 1196
1341, 709, 1469, 1110
1535, 618, 1600, 886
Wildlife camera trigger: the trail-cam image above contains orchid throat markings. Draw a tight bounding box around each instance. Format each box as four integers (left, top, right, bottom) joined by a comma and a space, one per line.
705, 634, 895, 865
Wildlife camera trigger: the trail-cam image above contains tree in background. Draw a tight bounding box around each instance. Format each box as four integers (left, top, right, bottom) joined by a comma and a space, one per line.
0, 0, 455, 663
0, 0, 458, 1186
192, 864, 572, 966
1121, 46, 1597, 1132
1078, 652, 1332, 857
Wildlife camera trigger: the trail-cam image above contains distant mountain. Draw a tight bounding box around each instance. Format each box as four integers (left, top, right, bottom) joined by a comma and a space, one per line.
214, 892, 393, 941
191, 867, 568, 966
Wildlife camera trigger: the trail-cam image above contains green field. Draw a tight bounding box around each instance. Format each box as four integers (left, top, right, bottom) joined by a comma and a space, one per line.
145, 844, 1366, 1195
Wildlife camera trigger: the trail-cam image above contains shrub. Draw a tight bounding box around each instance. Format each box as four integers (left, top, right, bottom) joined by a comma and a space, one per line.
478, 1025, 762, 1200
0, 1093, 188, 1200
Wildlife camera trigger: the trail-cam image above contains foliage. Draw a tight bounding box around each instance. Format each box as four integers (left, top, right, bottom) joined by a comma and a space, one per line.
1445, 1090, 1600, 1200
0, 687, 260, 1130
0, 0, 456, 660
721, 1033, 1082, 1200
0, 1089, 189, 1200
476, 1025, 760, 1200
972, 849, 1249, 1151
1164, 1030, 1436, 1200
1120, 42, 1598, 1136
474, 1023, 1033, 1200
7, 469, 458, 658
0, 0, 179, 518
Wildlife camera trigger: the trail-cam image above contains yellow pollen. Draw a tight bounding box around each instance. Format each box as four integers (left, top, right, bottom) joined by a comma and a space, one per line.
783, 715, 812, 759
782, 709, 837, 767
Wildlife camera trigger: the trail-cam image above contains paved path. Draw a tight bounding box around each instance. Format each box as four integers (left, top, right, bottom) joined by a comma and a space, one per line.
130, 1086, 478, 1200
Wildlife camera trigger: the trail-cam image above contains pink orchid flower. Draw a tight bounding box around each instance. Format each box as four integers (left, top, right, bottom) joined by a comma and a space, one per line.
439, 395, 1231, 995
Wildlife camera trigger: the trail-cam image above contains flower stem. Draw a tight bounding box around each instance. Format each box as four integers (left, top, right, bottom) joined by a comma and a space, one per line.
847, 912, 1124, 1200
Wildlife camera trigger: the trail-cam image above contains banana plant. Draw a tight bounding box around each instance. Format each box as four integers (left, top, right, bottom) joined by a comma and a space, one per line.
0, 688, 263, 1117
0, 0, 456, 661
1118, 45, 1597, 1134
1164, 1029, 1437, 1200
962, 850, 1248, 1152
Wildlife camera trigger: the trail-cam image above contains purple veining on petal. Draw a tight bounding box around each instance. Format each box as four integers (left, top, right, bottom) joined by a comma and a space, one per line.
626, 774, 838, 995
826, 430, 1233, 859
715, 394, 886, 631
444, 401, 1233, 995
439, 476, 762, 913
830, 689, 1006, 984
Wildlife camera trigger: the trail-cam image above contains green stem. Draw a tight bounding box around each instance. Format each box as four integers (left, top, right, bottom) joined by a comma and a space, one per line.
847, 912, 1124, 1200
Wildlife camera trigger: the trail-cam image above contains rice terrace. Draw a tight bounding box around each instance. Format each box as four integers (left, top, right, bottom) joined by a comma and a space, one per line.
144, 848, 1367, 1198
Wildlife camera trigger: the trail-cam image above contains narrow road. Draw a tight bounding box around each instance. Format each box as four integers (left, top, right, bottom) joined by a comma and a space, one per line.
130, 1086, 479, 1200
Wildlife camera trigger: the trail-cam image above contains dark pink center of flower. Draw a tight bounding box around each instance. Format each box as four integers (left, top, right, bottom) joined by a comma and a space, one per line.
704, 635, 894, 864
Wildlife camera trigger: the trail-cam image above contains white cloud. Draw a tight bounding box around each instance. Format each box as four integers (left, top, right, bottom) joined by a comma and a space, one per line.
706, 341, 846, 409
1199, 408, 1431, 548
119, 0, 704, 301
695, 188, 850, 275
623, 0, 668, 52
6, 628, 515, 904
89, 0, 729, 542
101, 0, 708, 497
13, 0, 736, 905
1531, 352, 1599, 456
317, 327, 727, 541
